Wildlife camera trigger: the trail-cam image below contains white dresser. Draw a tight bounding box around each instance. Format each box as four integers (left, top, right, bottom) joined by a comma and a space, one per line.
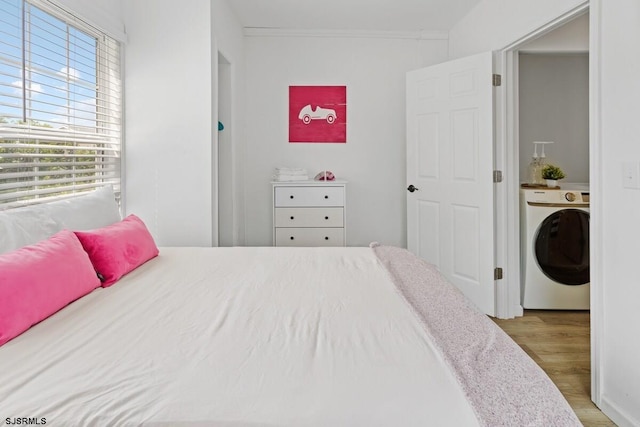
272, 181, 347, 247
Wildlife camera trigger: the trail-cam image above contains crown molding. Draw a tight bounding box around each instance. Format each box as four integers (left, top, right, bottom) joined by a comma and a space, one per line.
243, 27, 448, 40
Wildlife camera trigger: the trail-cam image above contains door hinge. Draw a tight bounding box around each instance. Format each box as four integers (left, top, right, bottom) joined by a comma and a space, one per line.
492, 74, 502, 87
494, 267, 503, 280
493, 170, 503, 183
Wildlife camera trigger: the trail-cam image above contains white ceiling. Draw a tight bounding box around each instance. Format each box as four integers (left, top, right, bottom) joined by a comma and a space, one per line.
227, 0, 482, 33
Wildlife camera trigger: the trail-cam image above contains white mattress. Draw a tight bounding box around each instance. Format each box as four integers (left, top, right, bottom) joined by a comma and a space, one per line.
0, 247, 479, 426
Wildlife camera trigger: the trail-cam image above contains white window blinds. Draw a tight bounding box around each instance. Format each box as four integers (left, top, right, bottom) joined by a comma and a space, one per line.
0, 0, 122, 209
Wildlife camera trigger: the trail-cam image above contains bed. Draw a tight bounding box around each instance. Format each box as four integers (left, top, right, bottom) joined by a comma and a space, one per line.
0, 188, 582, 426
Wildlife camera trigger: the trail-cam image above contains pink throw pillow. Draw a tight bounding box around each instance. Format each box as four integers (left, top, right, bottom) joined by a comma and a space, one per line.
74, 214, 159, 287
0, 230, 101, 346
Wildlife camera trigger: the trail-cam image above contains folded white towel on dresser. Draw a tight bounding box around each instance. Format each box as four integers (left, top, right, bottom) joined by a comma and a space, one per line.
272, 174, 308, 182
275, 167, 307, 176
273, 167, 308, 181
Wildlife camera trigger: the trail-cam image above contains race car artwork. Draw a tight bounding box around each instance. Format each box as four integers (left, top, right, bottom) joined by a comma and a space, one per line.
298, 104, 337, 124
289, 85, 346, 143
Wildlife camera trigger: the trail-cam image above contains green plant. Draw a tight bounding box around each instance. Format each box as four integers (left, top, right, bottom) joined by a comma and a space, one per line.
541, 164, 566, 180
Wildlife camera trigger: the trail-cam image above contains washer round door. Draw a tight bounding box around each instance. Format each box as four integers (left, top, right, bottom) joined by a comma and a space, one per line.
534, 208, 590, 286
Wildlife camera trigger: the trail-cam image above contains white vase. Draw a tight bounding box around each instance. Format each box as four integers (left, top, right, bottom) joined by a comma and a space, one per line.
546, 179, 558, 188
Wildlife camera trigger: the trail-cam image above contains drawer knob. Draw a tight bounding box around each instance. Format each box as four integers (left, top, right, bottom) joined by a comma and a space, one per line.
290, 236, 295, 240
324, 236, 329, 240
324, 195, 328, 199
290, 216, 294, 220
324, 216, 329, 220
290, 195, 294, 199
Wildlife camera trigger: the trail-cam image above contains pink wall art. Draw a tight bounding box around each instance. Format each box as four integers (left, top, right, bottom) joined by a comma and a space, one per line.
289, 86, 346, 143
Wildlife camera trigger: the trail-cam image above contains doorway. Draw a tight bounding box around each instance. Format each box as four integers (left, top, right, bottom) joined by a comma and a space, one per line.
517, 15, 590, 311
218, 52, 233, 247
497, 6, 590, 319
497, 3, 601, 413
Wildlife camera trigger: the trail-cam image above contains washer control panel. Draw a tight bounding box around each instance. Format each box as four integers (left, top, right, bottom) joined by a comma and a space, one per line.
523, 189, 589, 205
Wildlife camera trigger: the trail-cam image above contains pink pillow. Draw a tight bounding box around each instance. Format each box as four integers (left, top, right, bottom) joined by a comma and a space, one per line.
0, 230, 101, 346
74, 214, 159, 287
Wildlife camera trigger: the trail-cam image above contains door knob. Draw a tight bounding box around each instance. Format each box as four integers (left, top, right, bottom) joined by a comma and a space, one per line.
407, 184, 419, 193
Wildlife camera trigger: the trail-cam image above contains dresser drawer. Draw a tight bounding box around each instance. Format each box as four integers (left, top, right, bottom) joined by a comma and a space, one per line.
274, 207, 344, 228
275, 227, 344, 247
274, 186, 344, 207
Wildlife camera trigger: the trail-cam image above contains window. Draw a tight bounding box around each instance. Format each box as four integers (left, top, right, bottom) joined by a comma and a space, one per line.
0, 0, 121, 209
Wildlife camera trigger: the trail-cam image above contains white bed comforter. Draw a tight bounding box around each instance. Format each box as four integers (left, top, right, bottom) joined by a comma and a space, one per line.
0, 247, 478, 427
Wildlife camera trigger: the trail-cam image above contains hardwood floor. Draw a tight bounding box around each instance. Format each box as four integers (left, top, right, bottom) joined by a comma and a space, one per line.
492, 310, 616, 427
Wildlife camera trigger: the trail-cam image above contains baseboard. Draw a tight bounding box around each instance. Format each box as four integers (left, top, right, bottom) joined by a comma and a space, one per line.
599, 395, 640, 427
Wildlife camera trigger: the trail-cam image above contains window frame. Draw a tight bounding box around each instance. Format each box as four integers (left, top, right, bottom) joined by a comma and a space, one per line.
0, 0, 122, 209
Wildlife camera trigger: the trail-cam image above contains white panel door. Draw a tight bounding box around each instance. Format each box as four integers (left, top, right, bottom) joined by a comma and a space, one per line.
406, 52, 495, 315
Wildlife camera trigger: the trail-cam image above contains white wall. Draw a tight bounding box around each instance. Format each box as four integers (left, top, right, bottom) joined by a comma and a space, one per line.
451, 0, 640, 424
596, 0, 640, 424
243, 33, 448, 247
123, 0, 214, 246
122, 0, 245, 247
519, 54, 589, 184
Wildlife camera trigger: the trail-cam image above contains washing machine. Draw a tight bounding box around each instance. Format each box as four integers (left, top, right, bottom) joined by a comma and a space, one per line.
520, 186, 590, 309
